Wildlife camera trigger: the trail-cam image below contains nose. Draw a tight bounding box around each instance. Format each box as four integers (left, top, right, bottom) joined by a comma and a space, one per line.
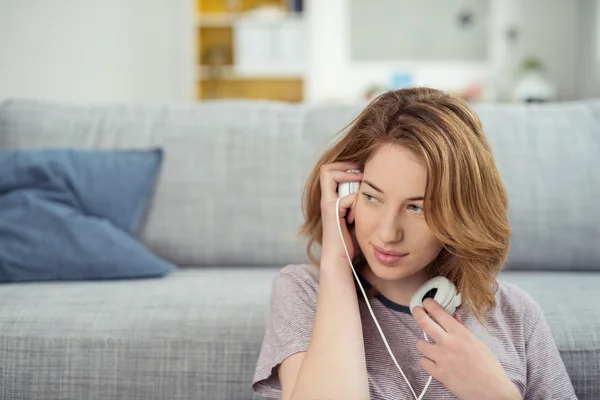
377, 210, 403, 244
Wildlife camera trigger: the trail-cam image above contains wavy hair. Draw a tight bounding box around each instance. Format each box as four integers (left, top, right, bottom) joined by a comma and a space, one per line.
299, 87, 511, 323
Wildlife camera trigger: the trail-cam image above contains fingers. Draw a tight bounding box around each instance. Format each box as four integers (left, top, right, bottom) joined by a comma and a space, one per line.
416, 339, 438, 361
319, 163, 362, 204
412, 305, 448, 344
326, 170, 363, 202
422, 298, 462, 334
419, 356, 438, 377
336, 192, 357, 221
349, 224, 359, 252
346, 199, 356, 224
454, 314, 463, 325
321, 161, 361, 173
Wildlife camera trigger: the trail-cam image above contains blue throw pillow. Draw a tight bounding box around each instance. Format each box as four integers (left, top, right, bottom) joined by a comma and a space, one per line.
0, 148, 174, 282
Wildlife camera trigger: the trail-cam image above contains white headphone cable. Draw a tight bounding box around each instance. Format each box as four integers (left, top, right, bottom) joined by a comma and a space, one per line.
335, 196, 432, 400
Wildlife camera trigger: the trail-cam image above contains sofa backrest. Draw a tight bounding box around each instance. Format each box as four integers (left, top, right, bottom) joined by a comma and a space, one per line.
1, 98, 599, 271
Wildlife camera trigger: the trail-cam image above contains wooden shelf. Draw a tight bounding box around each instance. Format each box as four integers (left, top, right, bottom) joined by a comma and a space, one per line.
196, 11, 303, 27
198, 77, 303, 102
197, 26, 233, 65
197, 65, 304, 79
197, 0, 285, 14
195, 0, 305, 102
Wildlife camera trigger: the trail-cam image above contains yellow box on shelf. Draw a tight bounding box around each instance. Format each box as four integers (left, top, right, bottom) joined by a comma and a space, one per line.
196, 0, 285, 14
197, 27, 233, 66
195, 0, 305, 102
197, 78, 303, 102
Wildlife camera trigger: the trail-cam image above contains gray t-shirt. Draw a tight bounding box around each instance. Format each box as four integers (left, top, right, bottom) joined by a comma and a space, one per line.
252, 264, 577, 399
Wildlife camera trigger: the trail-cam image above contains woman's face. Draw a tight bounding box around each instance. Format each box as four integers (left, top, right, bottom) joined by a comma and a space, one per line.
354, 144, 443, 281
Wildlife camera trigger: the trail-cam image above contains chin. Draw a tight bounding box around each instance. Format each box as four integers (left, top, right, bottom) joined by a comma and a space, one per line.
364, 255, 421, 281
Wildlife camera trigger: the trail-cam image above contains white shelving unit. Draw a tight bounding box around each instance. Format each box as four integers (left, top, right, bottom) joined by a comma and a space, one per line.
194, 2, 306, 101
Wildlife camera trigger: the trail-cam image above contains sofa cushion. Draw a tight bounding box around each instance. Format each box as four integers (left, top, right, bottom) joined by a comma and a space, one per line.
0, 268, 596, 399
0, 100, 360, 268
499, 270, 599, 399
0, 149, 173, 282
475, 101, 600, 271
1, 99, 599, 271
0, 267, 278, 400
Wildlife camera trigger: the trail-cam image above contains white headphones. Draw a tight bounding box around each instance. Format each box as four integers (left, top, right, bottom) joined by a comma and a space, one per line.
409, 276, 462, 316
336, 173, 462, 400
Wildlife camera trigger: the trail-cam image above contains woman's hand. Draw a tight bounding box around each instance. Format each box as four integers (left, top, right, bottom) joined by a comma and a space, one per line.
413, 299, 523, 400
319, 162, 362, 264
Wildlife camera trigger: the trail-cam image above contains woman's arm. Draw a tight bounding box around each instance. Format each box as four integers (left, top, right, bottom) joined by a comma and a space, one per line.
279, 352, 305, 400
287, 256, 369, 400
280, 163, 368, 400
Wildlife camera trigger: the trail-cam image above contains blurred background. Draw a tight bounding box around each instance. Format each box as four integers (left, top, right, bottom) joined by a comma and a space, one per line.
0, 0, 599, 105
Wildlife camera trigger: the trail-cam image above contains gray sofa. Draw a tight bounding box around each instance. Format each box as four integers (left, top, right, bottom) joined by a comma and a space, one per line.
0, 98, 598, 400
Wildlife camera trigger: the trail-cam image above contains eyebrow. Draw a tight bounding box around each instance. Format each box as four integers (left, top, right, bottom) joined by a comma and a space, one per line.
362, 179, 424, 201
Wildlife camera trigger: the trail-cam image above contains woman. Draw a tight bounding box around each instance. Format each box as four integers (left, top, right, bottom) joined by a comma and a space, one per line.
252, 88, 576, 399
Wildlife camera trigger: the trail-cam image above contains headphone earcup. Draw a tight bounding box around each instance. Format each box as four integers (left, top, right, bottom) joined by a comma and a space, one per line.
409, 276, 462, 316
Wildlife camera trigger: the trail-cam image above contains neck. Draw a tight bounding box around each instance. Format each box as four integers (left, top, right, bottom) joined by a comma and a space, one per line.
361, 266, 430, 306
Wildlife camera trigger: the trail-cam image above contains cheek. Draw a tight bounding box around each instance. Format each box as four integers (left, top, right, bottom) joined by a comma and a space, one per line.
410, 223, 443, 256
353, 202, 375, 241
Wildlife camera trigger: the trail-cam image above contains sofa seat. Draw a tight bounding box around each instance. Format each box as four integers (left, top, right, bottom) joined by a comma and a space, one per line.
0, 268, 598, 399
0, 268, 278, 400
499, 270, 599, 399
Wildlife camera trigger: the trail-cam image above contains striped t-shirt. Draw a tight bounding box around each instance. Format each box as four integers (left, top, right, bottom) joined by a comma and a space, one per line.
252, 264, 577, 399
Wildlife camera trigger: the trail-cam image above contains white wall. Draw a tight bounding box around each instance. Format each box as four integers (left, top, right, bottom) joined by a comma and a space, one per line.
305, 0, 583, 103
576, 0, 600, 98
304, 0, 489, 103
0, 0, 193, 103
518, 0, 579, 100
1, 0, 596, 104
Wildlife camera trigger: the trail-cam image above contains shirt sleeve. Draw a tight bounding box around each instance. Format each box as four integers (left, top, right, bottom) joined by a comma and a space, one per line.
252, 265, 318, 399
524, 311, 578, 400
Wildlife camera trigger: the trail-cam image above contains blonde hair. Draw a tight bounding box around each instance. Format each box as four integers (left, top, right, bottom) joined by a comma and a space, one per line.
299, 87, 510, 323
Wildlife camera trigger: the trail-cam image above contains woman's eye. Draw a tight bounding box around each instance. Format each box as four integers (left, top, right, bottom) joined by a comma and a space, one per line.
408, 204, 423, 213
362, 193, 378, 203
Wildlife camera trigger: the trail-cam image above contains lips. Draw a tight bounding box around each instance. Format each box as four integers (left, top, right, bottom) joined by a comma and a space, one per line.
372, 244, 407, 266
